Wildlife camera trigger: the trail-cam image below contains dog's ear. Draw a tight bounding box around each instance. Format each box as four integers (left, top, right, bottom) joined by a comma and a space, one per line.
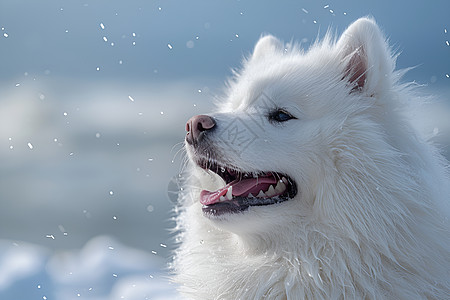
251, 35, 283, 61
336, 17, 394, 94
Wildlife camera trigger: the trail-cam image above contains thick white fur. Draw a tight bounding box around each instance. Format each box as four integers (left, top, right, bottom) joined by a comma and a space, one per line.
173, 18, 450, 299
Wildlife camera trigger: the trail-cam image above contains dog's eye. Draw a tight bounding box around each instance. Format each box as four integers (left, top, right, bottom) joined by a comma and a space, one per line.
268, 109, 296, 123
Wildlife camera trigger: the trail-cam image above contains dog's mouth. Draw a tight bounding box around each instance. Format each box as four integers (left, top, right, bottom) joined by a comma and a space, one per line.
195, 159, 297, 216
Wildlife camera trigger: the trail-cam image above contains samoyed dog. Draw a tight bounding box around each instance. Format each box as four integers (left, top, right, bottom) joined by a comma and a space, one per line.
174, 17, 450, 299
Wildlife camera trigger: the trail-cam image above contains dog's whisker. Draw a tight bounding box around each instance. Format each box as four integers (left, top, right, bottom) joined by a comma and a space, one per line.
171, 141, 186, 162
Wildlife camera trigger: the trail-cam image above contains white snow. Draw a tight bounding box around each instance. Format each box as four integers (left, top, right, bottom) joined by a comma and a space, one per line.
0, 236, 183, 299
0, 241, 47, 290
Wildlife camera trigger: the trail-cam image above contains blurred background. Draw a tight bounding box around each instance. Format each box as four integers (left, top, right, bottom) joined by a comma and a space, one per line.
0, 0, 449, 299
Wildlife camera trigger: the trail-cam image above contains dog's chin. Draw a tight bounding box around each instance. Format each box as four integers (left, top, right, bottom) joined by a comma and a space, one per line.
193, 157, 298, 219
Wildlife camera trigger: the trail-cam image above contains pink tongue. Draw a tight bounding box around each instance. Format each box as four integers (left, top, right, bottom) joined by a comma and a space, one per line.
200, 176, 277, 206
200, 186, 229, 206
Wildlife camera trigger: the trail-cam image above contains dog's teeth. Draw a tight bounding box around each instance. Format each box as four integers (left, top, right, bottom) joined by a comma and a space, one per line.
257, 190, 266, 198
226, 186, 232, 200
248, 193, 254, 198
219, 196, 226, 202
265, 185, 276, 197
281, 177, 288, 185
275, 181, 287, 194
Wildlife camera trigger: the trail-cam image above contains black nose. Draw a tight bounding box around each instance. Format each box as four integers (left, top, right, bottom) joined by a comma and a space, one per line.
185, 115, 216, 145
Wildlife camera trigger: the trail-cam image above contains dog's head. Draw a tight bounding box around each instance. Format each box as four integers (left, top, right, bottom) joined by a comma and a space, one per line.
184, 18, 398, 235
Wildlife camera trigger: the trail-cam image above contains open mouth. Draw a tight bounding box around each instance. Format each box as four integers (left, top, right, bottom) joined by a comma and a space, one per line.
195, 159, 297, 216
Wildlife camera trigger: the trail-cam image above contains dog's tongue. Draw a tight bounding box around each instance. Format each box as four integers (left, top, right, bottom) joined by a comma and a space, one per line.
200, 176, 277, 206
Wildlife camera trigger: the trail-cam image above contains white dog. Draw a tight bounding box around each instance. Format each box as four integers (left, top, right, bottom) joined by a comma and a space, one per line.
173, 17, 450, 299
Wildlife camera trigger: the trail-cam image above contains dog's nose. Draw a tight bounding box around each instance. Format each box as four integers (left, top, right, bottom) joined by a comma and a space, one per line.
186, 115, 216, 144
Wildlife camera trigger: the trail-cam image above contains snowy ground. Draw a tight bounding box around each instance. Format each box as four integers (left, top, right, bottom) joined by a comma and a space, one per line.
0, 236, 183, 299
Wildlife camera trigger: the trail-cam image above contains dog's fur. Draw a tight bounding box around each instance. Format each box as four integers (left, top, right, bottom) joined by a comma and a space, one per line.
173, 18, 450, 299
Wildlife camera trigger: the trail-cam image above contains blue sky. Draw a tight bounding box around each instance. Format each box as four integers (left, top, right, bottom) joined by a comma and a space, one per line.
1, 0, 449, 85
